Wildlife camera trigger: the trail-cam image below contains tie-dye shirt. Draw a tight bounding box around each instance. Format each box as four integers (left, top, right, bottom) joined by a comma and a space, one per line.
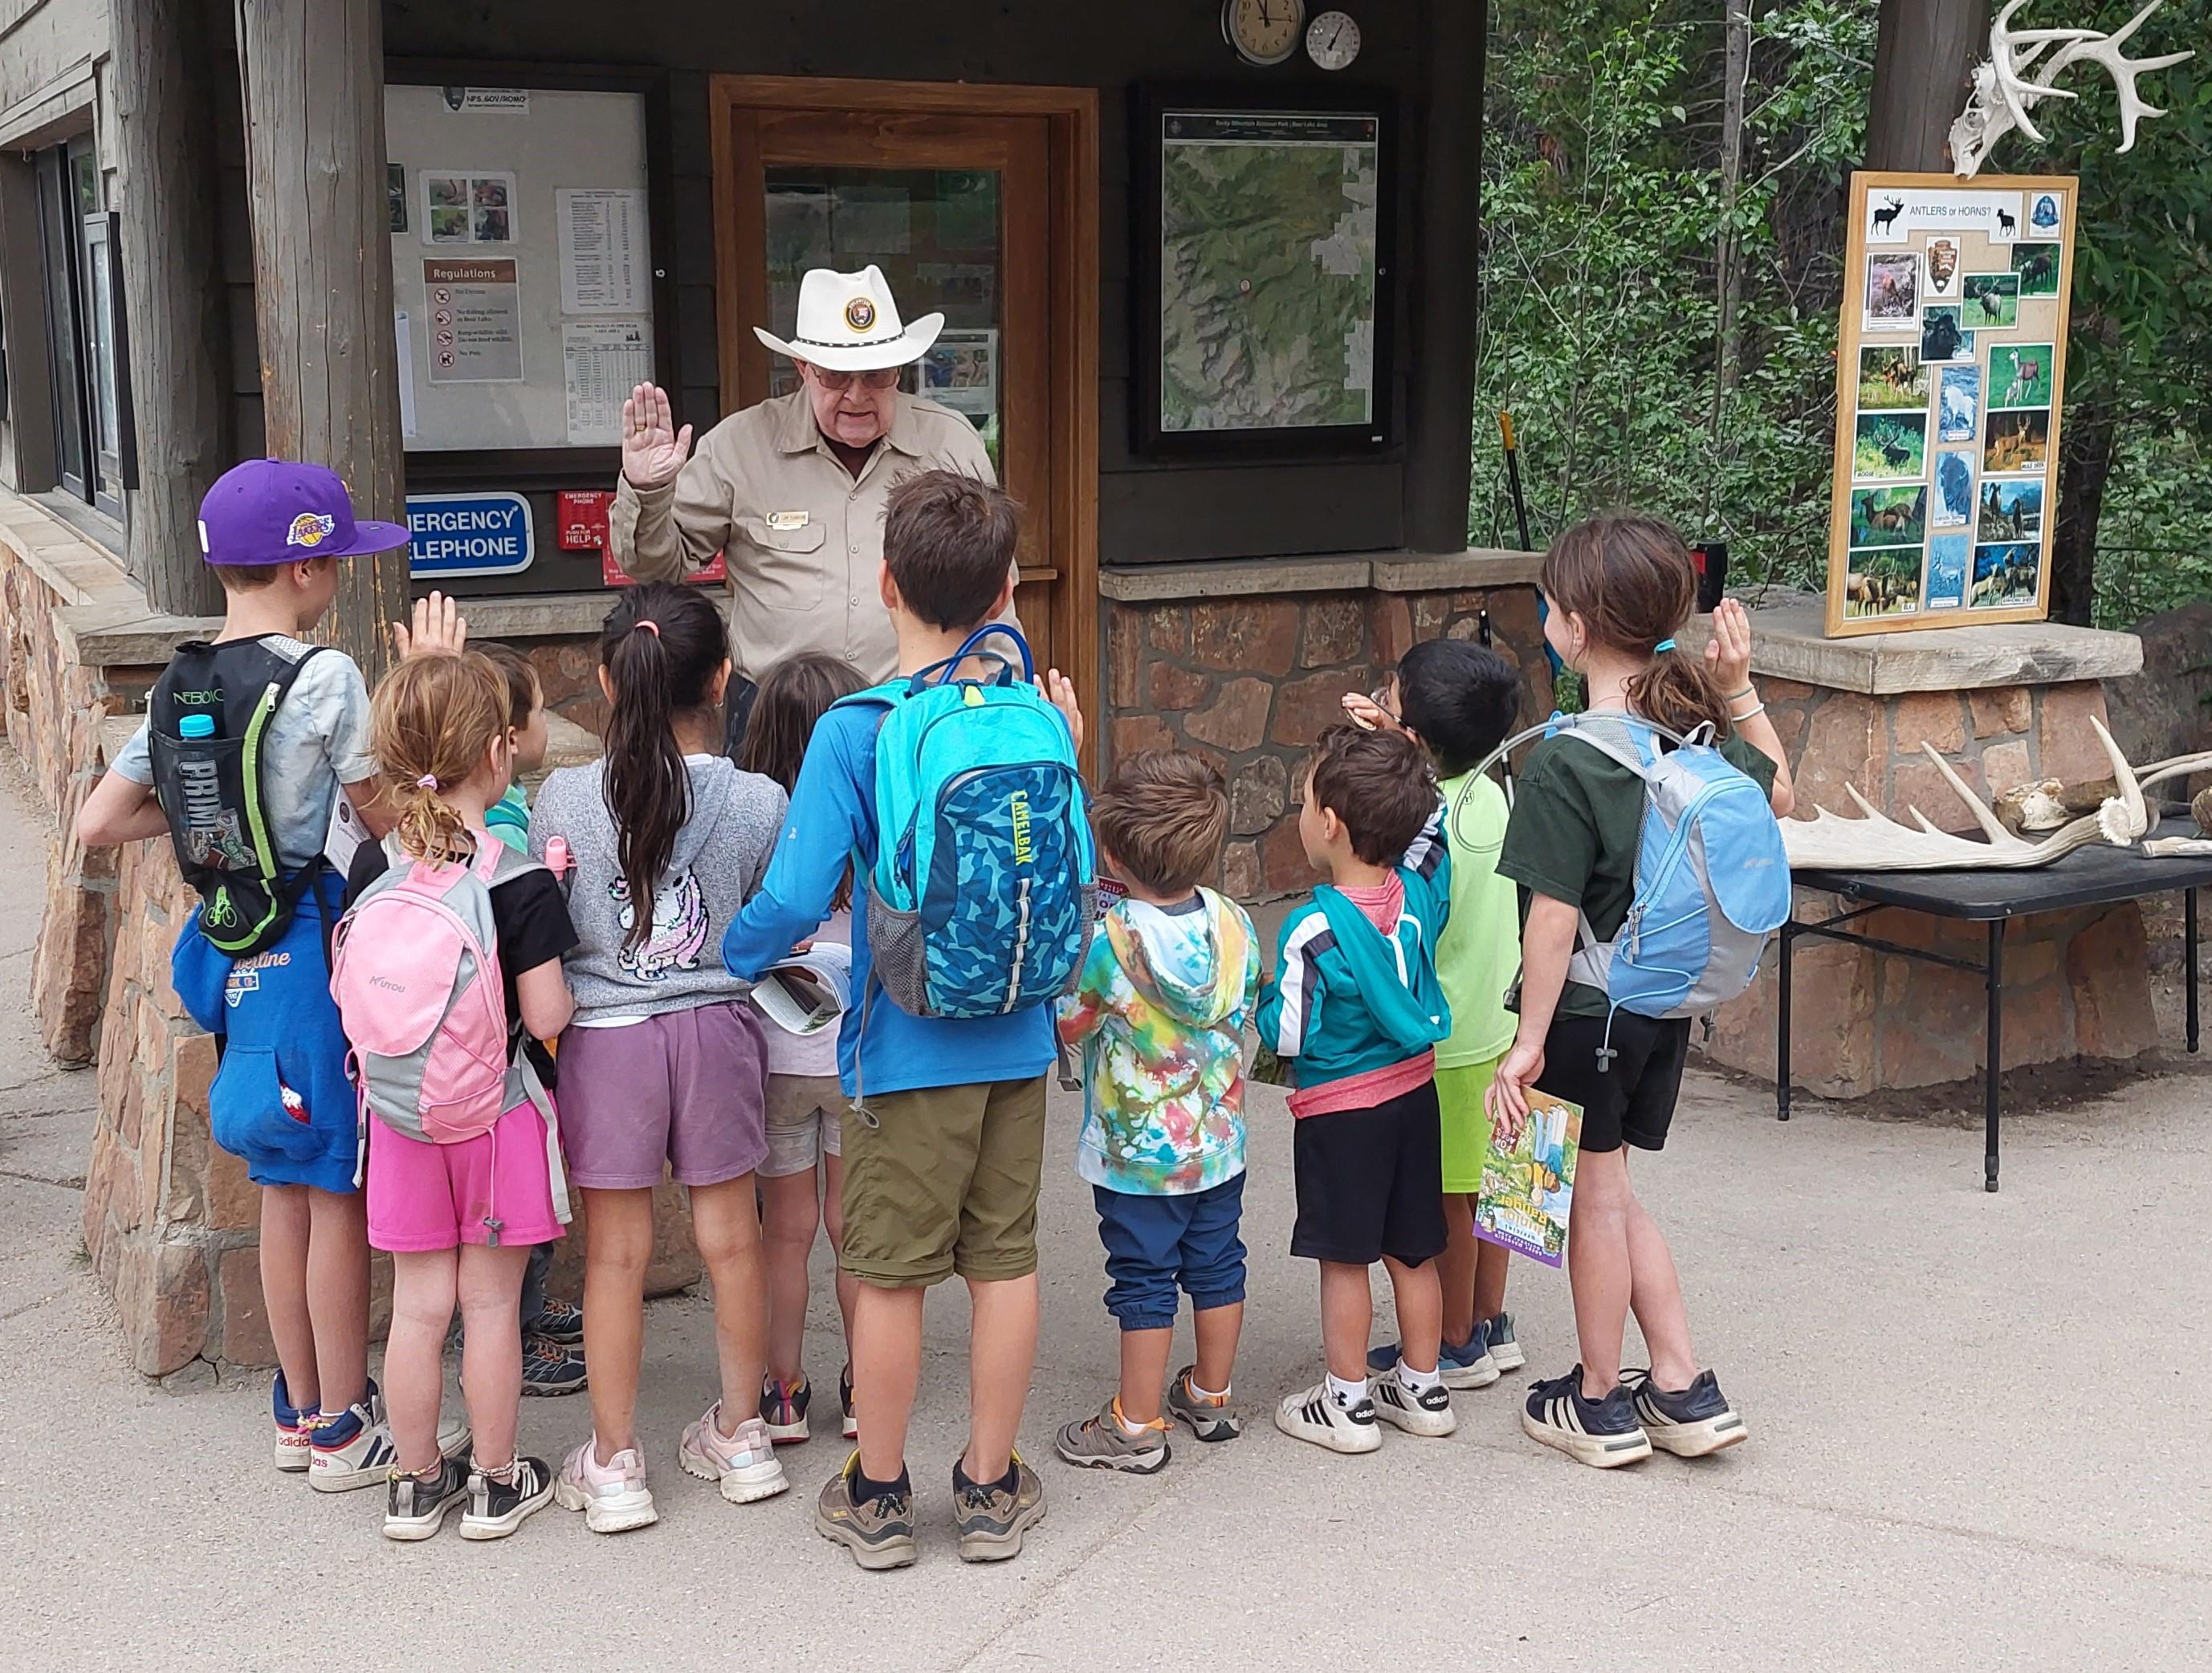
1057, 889, 1260, 1195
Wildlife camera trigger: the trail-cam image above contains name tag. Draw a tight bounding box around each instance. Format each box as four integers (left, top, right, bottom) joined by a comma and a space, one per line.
767, 509, 809, 531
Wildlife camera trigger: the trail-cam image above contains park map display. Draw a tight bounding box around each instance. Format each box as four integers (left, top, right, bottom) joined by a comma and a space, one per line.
1826, 173, 2076, 637
1157, 111, 1380, 434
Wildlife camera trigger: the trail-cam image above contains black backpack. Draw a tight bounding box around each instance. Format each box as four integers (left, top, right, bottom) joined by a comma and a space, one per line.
148, 636, 329, 959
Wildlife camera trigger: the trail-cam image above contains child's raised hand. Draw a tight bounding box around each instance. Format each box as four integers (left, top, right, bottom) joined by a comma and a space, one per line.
1043, 667, 1086, 757
1341, 690, 1391, 732
393, 592, 469, 661
1704, 597, 1754, 694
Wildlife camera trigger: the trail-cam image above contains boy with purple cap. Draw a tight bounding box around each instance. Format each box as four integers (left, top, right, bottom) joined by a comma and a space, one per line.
76, 459, 439, 1488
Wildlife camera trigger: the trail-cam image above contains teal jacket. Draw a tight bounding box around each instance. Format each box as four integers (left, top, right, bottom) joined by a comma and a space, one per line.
1257, 802, 1453, 1091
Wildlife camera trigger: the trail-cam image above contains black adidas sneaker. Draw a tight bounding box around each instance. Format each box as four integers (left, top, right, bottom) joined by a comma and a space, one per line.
460, 1455, 556, 1541
1622, 1368, 1747, 1455
1273, 1379, 1382, 1454
1522, 1366, 1652, 1468
384, 1456, 471, 1541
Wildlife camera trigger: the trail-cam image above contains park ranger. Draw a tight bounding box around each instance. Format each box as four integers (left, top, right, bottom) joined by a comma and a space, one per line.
608, 265, 1008, 732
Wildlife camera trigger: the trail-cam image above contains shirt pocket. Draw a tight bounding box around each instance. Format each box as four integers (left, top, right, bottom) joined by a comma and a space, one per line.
735, 515, 829, 610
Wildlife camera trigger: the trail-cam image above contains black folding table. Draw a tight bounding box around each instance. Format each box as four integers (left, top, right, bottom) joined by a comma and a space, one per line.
1777, 846, 2212, 1191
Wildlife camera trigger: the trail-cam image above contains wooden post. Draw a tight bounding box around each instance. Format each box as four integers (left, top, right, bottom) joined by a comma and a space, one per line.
1867, 0, 1990, 171
113, 0, 230, 617
233, 0, 406, 680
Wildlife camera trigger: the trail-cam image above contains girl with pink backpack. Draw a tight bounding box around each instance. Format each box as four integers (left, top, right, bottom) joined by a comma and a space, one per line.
332, 653, 580, 1541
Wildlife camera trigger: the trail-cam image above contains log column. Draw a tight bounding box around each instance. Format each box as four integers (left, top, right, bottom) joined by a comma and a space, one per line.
1867, 0, 1991, 172
233, 0, 406, 679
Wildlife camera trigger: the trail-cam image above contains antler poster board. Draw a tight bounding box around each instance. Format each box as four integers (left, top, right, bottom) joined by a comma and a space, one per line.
1825, 171, 2076, 637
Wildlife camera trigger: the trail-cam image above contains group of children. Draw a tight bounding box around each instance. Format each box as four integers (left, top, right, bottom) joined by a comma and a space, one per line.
77, 454, 1793, 1566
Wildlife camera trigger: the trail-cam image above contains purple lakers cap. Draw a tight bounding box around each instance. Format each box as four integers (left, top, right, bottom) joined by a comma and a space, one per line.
195, 458, 410, 566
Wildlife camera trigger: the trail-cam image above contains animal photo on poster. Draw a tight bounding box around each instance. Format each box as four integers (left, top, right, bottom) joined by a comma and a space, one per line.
1855, 412, 1928, 480
1934, 451, 1976, 527
1849, 484, 1927, 548
1962, 271, 2020, 328
2011, 242, 2062, 298
1978, 478, 2043, 540
1926, 533, 1970, 609
1990, 343, 2054, 409
1845, 546, 1923, 617
1860, 345, 1929, 409
1984, 409, 2050, 474
1921, 304, 1972, 364
1865, 253, 1920, 326
1971, 541, 2040, 608
1938, 364, 1981, 442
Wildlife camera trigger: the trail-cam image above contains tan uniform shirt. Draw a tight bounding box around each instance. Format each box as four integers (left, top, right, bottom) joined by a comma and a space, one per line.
608, 389, 999, 682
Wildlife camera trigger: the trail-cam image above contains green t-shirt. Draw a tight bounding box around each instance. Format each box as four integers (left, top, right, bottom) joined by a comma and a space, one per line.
1435, 771, 1520, 1067
1497, 719, 1779, 1020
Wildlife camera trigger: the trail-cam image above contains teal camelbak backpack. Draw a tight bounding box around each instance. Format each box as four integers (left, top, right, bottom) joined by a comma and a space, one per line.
841, 624, 1097, 1024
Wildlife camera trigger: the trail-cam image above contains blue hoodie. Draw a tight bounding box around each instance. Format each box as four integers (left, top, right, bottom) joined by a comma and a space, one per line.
1257, 802, 1452, 1109
722, 702, 1055, 1100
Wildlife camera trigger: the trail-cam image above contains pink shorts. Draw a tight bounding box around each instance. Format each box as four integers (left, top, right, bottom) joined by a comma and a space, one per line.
366, 1101, 564, 1253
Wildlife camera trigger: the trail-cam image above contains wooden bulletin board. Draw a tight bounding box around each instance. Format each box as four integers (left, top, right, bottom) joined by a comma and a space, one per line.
1826, 171, 2076, 637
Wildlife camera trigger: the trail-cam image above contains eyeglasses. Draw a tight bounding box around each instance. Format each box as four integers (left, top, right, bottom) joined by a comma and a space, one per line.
1367, 681, 1402, 721
809, 367, 903, 393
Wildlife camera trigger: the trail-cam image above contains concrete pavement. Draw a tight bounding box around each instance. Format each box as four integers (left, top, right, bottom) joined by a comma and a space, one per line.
0, 754, 2207, 1671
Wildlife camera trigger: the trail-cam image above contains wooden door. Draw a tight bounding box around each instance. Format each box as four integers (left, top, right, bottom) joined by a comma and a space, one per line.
712, 79, 1098, 762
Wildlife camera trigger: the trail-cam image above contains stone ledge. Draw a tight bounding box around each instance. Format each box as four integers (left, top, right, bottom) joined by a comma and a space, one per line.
462, 592, 615, 639
0, 495, 141, 612
1371, 548, 1544, 590
1098, 548, 1544, 604
1682, 596, 2142, 695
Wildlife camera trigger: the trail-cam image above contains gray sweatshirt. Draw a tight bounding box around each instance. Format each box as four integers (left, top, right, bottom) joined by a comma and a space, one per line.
528, 754, 788, 1025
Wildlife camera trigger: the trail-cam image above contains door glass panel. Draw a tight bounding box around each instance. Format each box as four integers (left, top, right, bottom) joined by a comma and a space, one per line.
764, 167, 1002, 471
82, 218, 118, 464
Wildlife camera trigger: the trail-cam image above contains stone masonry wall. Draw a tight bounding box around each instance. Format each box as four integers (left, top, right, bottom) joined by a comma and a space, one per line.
1706, 678, 2157, 1095
1102, 585, 1552, 898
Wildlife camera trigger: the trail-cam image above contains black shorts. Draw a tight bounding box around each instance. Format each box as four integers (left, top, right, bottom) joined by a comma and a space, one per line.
1536, 1012, 1691, 1154
1289, 1081, 1449, 1268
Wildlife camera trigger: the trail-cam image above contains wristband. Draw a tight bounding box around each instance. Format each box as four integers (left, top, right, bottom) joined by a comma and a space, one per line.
1729, 700, 1766, 723
1724, 685, 1756, 702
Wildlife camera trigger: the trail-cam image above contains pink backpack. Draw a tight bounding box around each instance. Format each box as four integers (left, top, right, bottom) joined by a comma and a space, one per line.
331, 840, 542, 1146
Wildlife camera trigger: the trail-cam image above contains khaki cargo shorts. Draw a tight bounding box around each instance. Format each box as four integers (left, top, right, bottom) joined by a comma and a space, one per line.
838, 1075, 1048, 1288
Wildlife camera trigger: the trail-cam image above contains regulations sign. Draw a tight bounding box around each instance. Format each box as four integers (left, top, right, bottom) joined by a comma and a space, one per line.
406, 491, 534, 577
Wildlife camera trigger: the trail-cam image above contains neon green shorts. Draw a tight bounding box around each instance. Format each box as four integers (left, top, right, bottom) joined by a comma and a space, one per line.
1435, 1056, 1503, 1195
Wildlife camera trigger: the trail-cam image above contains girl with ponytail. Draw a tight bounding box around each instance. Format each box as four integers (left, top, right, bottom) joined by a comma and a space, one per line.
352, 652, 580, 1540
1488, 513, 1793, 1471
528, 581, 796, 1532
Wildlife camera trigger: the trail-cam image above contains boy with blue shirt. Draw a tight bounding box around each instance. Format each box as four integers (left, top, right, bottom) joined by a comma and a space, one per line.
1257, 723, 1458, 1455
75, 459, 411, 1488
723, 470, 1076, 1569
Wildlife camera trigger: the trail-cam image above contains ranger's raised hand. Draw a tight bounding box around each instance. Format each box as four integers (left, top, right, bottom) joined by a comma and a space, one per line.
620, 382, 695, 490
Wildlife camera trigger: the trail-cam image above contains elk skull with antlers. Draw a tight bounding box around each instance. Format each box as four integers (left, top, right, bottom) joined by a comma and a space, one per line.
1948, 0, 2194, 178
1781, 718, 2212, 871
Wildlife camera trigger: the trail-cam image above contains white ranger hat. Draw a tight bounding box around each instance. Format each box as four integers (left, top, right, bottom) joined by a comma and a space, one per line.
752, 265, 944, 372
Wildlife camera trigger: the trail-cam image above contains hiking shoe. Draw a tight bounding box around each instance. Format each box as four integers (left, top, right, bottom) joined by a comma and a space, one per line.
1522, 1366, 1652, 1468
952, 1454, 1045, 1562
760, 1374, 813, 1444
383, 1456, 470, 1541
816, 1452, 917, 1570
520, 1334, 588, 1397
272, 1372, 313, 1474
679, 1402, 790, 1504
532, 1296, 585, 1345
1371, 1366, 1458, 1437
1055, 1397, 1170, 1474
839, 1362, 858, 1440
554, 1439, 658, 1534
1367, 1333, 1498, 1390
1167, 1366, 1242, 1442
460, 1455, 555, 1540
1483, 1312, 1526, 1372
1273, 1379, 1382, 1455
1623, 1368, 1748, 1456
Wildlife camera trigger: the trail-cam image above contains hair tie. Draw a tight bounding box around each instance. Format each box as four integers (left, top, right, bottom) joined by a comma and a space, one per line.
1653, 638, 1677, 653
415, 773, 439, 790
633, 619, 661, 638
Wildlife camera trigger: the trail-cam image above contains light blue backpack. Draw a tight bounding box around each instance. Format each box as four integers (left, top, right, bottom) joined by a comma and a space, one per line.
1481, 711, 1790, 1059
837, 624, 1097, 1022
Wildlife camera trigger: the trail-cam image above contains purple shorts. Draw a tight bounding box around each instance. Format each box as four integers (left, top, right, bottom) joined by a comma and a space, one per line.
555, 1000, 768, 1190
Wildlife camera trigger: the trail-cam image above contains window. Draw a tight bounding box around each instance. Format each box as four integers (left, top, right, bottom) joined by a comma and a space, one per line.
34, 135, 128, 519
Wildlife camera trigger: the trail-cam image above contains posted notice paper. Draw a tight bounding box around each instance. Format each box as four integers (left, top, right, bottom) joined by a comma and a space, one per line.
423, 258, 523, 384
558, 188, 648, 314
564, 319, 654, 444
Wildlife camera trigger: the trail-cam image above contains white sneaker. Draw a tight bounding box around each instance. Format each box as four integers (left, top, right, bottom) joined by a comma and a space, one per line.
553, 1439, 659, 1534
679, 1402, 791, 1504
1273, 1380, 1382, 1455
311, 1402, 470, 1493
1371, 1366, 1458, 1437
